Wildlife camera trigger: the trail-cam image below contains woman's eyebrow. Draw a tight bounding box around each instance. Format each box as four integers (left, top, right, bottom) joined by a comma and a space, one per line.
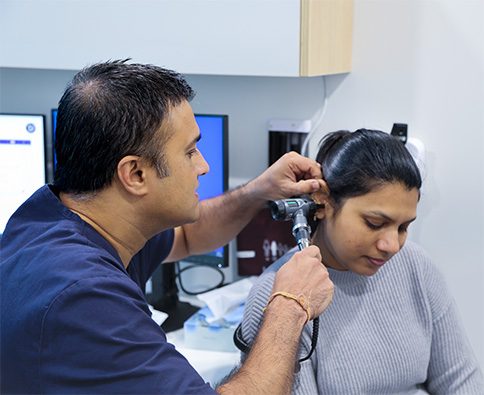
366, 210, 416, 223
366, 211, 393, 221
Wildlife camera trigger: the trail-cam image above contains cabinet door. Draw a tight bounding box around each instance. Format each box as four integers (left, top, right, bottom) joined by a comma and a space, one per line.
0, 0, 352, 76
0, 0, 301, 76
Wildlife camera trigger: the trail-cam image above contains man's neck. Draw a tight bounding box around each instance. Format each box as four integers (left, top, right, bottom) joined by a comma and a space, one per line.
59, 190, 148, 268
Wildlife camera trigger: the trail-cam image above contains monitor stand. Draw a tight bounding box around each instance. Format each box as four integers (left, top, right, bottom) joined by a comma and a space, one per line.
146, 262, 200, 332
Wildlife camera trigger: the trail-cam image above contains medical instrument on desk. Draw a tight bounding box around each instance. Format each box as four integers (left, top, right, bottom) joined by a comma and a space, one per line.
233, 196, 320, 364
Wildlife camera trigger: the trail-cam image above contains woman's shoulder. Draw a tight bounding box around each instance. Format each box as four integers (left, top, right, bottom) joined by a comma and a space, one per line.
391, 240, 436, 278
240, 248, 298, 347
396, 239, 431, 262
389, 240, 452, 317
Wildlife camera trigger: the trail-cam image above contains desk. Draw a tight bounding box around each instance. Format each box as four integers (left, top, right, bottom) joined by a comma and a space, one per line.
167, 329, 241, 387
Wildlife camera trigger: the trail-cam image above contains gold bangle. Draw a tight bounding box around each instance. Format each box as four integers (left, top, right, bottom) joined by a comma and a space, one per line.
263, 291, 311, 324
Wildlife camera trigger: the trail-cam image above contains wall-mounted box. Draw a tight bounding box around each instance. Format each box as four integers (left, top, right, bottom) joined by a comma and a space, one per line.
0, 0, 353, 77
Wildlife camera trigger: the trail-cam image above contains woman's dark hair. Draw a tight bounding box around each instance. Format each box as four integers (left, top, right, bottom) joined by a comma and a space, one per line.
316, 129, 422, 210
54, 59, 195, 194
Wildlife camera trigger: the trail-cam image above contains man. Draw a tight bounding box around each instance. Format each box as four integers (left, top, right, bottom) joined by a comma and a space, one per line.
0, 60, 333, 394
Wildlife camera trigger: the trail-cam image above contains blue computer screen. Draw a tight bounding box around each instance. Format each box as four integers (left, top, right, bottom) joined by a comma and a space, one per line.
52, 110, 228, 267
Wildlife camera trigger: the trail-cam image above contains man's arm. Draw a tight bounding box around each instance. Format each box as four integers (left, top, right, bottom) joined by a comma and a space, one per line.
216, 246, 334, 395
165, 152, 322, 262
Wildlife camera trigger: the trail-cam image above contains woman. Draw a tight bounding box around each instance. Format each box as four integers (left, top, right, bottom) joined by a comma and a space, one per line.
239, 129, 483, 394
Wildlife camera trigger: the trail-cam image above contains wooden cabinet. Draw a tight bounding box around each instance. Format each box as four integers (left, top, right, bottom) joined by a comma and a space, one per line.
0, 0, 353, 76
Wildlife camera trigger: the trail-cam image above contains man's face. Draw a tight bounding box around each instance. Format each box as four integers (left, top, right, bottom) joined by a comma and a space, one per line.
147, 100, 209, 228
314, 182, 419, 276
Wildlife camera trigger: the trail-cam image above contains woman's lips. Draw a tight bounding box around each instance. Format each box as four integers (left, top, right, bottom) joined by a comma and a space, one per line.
367, 257, 387, 266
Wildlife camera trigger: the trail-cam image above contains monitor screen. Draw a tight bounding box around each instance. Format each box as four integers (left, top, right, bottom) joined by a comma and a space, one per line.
0, 113, 47, 234
185, 114, 229, 267
51, 109, 58, 168
51, 110, 229, 267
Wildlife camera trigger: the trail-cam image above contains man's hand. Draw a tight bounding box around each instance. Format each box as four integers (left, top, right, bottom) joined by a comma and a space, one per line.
248, 152, 323, 202
272, 245, 334, 319
217, 245, 333, 395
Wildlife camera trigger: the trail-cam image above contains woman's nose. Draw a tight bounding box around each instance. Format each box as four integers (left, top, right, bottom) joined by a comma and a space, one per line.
376, 230, 402, 256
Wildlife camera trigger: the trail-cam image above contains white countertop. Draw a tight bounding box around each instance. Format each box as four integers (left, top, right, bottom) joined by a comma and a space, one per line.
166, 328, 241, 387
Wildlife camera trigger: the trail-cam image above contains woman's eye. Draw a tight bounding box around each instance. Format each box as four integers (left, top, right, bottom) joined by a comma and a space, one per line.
398, 225, 409, 233
365, 220, 383, 230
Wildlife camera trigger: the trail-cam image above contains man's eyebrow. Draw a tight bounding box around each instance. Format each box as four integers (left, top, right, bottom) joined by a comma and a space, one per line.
366, 210, 416, 224
186, 133, 201, 148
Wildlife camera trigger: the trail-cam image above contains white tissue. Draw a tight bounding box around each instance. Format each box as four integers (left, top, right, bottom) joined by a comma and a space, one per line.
197, 277, 256, 322
148, 304, 169, 326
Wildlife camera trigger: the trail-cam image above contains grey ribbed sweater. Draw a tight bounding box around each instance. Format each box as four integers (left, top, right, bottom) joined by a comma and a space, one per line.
240, 241, 484, 394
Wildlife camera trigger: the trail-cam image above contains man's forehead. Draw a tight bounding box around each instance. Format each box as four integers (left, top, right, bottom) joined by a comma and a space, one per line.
157, 101, 198, 144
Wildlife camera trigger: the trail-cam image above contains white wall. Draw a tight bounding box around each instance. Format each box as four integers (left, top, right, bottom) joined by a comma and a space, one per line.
1, 0, 482, 369
321, 0, 484, 369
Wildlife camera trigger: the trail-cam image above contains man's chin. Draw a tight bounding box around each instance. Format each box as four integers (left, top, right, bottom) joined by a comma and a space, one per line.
180, 208, 201, 226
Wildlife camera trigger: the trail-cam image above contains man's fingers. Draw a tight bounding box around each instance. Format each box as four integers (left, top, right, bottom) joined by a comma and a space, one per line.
305, 245, 321, 258
299, 245, 322, 262
286, 153, 322, 180
290, 179, 321, 195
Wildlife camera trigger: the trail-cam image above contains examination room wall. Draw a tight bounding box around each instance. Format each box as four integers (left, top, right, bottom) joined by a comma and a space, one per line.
1, 0, 482, 370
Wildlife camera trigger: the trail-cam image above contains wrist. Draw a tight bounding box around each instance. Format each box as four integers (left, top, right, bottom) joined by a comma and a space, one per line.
263, 293, 308, 330
239, 178, 268, 208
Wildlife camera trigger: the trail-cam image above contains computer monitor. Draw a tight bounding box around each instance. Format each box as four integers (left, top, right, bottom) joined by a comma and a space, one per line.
183, 114, 229, 267
0, 113, 47, 234
51, 109, 58, 168
51, 110, 229, 267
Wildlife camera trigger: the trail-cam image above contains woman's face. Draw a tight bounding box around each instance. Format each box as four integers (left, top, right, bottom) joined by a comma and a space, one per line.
313, 182, 419, 276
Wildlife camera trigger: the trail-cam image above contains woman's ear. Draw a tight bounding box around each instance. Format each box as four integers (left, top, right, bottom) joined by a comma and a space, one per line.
311, 179, 330, 220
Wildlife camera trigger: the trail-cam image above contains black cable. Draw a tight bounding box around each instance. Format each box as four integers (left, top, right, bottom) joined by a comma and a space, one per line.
233, 324, 250, 353
298, 317, 319, 362
233, 317, 319, 364
175, 261, 225, 296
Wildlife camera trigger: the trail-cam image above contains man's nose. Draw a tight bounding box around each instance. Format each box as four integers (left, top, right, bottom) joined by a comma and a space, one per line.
197, 152, 210, 176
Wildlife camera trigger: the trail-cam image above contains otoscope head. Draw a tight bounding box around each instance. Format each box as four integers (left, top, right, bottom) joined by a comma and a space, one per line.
269, 197, 319, 222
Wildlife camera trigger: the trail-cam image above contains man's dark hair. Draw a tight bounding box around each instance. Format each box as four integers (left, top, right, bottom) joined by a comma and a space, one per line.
54, 59, 195, 194
316, 128, 422, 210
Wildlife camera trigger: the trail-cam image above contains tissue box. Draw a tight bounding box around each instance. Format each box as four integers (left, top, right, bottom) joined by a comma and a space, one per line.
184, 303, 245, 353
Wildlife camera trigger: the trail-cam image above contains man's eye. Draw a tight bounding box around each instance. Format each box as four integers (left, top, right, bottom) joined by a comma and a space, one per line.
187, 148, 198, 158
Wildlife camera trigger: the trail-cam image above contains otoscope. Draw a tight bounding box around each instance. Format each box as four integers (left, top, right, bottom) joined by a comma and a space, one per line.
269, 197, 318, 250
233, 196, 320, 364
269, 196, 320, 363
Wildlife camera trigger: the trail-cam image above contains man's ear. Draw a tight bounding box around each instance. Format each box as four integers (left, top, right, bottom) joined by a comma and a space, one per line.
311, 179, 330, 220
116, 155, 149, 196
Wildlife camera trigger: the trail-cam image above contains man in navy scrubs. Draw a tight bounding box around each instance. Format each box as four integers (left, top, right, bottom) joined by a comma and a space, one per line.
0, 60, 333, 394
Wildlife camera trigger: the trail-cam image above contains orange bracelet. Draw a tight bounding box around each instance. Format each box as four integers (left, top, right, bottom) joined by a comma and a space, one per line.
263, 291, 311, 324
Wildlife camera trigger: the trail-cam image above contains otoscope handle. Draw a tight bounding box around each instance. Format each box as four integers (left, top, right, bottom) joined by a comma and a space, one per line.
292, 210, 311, 250
290, 208, 319, 366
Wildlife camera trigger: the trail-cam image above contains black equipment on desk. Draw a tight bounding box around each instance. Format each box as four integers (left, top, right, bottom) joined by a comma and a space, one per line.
145, 262, 199, 332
